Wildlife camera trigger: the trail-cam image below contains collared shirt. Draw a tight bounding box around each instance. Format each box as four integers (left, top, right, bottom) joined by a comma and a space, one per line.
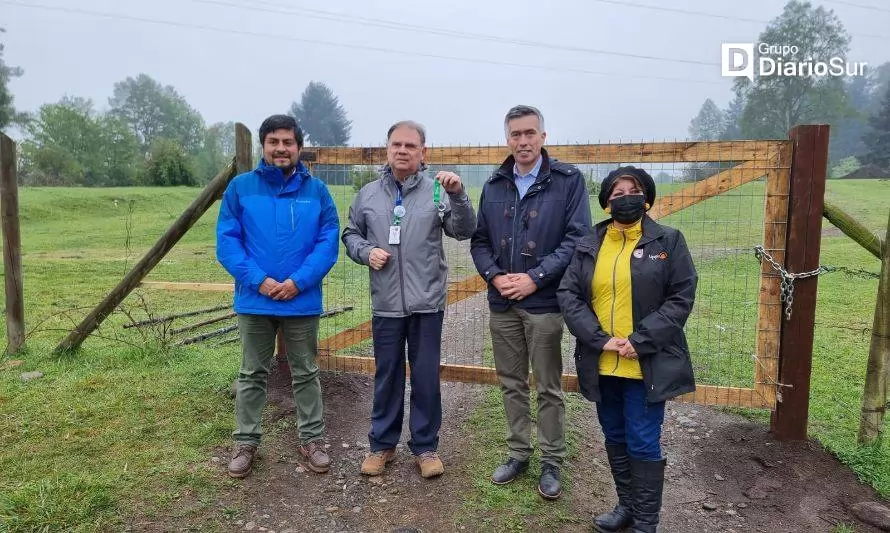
513, 155, 543, 199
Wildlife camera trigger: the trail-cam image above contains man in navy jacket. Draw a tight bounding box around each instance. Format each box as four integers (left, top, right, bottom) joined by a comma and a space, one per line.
217, 115, 340, 478
471, 105, 591, 499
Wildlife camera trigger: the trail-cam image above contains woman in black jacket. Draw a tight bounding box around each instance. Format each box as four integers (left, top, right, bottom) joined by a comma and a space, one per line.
556, 166, 697, 533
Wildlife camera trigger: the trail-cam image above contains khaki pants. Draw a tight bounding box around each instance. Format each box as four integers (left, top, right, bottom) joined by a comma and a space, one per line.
490, 308, 566, 465
233, 314, 323, 447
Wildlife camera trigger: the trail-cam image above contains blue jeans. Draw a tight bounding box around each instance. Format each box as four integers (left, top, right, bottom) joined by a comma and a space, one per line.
369, 312, 444, 455
596, 375, 665, 461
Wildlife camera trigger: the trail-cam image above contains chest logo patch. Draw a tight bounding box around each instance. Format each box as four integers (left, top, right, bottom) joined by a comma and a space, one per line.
633, 248, 644, 259
648, 251, 668, 260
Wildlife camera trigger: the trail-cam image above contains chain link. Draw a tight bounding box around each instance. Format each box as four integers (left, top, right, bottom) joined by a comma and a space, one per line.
754, 245, 827, 320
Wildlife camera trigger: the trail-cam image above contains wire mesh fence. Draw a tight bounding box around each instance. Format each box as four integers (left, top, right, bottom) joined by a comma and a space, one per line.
299, 140, 791, 409
35, 139, 792, 410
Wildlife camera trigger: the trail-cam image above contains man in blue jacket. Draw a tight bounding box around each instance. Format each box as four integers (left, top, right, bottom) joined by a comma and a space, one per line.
216, 114, 340, 478
471, 105, 591, 500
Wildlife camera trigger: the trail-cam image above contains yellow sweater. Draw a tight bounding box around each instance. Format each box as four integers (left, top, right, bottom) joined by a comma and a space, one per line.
592, 221, 643, 379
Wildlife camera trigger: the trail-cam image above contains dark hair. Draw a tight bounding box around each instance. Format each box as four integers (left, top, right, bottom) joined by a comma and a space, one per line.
504, 105, 545, 135
259, 114, 304, 147
386, 120, 426, 145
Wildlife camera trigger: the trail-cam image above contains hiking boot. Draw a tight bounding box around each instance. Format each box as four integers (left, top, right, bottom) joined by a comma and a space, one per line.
298, 441, 331, 473
491, 457, 529, 485
538, 462, 562, 500
416, 451, 445, 478
361, 448, 396, 476
227, 443, 257, 478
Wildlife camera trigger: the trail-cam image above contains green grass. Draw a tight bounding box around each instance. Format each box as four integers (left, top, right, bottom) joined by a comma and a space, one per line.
454, 386, 587, 532
0, 178, 889, 530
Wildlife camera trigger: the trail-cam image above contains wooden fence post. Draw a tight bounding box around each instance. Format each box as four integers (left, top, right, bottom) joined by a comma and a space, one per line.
859, 210, 890, 443
0, 133, 24, 354
771, 124, 830, 441
53, 123, 251, 353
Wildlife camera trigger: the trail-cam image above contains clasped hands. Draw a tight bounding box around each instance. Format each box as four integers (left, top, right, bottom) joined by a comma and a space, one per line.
492, 273, 538, 301
259, 278, 300, 301
605, 337, 638, 359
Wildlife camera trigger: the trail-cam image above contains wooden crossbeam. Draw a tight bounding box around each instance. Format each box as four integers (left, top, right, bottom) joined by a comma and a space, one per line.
303, 140, 784, 165
315, 354, 769, 408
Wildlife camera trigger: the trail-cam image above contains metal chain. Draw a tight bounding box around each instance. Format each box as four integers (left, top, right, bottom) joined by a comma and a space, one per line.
754, 245, 827, 320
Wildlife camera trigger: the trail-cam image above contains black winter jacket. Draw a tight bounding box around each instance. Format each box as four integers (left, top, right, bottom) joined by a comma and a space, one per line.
470, 149, 591, 313
556, 215, 698, 403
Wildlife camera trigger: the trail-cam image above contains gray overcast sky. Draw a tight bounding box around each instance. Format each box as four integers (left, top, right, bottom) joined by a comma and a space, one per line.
4, 0, 889, 146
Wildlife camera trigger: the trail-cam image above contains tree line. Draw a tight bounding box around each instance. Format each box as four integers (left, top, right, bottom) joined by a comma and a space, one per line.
686, 1, 890, 180
0, 40, 352, 187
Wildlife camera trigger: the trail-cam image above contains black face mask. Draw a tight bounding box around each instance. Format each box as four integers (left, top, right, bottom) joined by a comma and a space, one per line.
609, 194, 646, 224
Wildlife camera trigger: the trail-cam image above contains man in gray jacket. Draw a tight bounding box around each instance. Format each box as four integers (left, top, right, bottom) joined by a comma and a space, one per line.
342, 120, 475, 479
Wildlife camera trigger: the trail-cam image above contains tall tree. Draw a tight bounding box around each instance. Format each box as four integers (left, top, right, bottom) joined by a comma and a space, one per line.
290, 81, 352, 146
862, 83, 890, 169
684, 99, 727, 182
688, 99, 725, 141
194, 121, 236, 182
108, 74, 205, 155
720, 94, 745, 140
734, 1, 851, 139
0, 28, 26, 131
21, 97, 139, 186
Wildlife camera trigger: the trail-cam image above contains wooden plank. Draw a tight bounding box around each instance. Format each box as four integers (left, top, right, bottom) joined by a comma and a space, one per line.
318, 275, 487, 352
771, 125, 830, 441
858, 208, 890, 443
823, 201, 883, 260
53, 125, 249, 353
235, 122, 254, 175
139, 281, 235, 292
315, 354, 769, 408
305, 140, 784, 166
0, 133, 24, 354
647, 158, 775, 221
753, 143, 793, 409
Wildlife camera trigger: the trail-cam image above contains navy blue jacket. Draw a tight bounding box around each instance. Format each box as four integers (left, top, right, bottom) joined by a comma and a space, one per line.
216, 159, 340, 316
470, 148, 591, 313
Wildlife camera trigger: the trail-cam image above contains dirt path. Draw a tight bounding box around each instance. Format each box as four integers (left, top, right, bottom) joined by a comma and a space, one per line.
132, 368, 885, 532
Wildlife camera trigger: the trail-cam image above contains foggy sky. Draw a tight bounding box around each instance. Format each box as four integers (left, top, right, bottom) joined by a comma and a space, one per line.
5, 0, 889, 146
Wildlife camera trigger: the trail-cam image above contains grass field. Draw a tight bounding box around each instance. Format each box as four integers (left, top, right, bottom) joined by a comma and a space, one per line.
0, 178, 888, 530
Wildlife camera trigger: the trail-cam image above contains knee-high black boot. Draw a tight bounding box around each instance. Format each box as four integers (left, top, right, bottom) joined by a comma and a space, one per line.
630, 458, 666, 533
593, 444, 634, 532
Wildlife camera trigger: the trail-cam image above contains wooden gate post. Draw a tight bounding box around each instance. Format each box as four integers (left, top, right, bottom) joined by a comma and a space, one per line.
54, 123, 251, 353
0, 133, 24, 354
771, 124, 830, 441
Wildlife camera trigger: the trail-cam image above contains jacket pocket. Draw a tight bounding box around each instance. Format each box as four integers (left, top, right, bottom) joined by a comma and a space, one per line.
574, 344, 600, 402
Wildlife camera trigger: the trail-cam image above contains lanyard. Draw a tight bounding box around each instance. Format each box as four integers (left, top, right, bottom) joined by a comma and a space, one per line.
392, 184, 405, 225
393, 178, 446, 226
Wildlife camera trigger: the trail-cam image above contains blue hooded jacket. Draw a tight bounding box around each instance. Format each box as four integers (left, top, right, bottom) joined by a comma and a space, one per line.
216, 159, 340, 316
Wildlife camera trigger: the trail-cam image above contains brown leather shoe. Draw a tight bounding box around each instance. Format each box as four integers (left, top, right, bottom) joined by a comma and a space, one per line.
227, 444, 257, 478
416, 451, 444, 478
360, 448, 396, 476
298, 441, 331, 473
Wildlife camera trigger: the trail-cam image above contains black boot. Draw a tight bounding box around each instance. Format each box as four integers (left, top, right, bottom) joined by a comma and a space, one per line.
593, 444, 634, 532
630, 458, 666, 533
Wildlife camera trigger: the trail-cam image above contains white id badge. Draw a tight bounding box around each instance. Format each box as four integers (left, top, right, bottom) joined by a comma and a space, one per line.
388, 225, 401, 245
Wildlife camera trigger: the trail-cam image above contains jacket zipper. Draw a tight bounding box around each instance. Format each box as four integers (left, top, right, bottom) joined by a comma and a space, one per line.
385, 180, 409, 315
290, 201, 295, 231
510, 186, 520, 272
610, 230, 627, 374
